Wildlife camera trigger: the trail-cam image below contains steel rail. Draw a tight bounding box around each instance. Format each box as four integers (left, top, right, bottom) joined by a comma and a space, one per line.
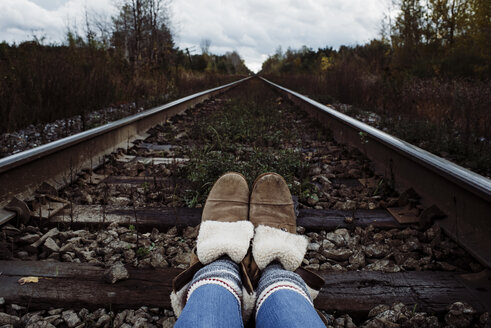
0, 77, 251, 216
260, 77, 491, 268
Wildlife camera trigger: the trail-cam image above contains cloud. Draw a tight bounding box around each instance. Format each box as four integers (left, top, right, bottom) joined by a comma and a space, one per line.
0, 0, 116, 44
172, 0, 386, 71
0, 0, 63, 42
0, 0, 388, 72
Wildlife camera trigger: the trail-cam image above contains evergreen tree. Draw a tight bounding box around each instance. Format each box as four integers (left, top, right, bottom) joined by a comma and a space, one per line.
392, 0, 425, 69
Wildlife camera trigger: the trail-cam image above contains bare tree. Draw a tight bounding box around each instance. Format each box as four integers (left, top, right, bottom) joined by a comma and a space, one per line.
112, 0, 174, 70
91, 11, 114, 49
380, 0, 395, 44
200, 39, 211, 55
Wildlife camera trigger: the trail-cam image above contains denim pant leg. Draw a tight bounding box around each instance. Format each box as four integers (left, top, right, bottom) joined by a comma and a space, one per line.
175, 284, 243, 328
256, 289, 325, 328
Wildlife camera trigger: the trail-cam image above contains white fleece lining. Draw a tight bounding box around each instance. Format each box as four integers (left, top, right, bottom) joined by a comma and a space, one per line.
252, 225, 308, 271
170, 282, 190, 318
197, 220, 254, 264
306, 285, 320, 300
242, 288, 256, 323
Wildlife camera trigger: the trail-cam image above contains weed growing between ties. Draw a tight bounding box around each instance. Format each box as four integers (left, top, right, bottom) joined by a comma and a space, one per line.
182, 148, 308, 206
180, 85, 313, 205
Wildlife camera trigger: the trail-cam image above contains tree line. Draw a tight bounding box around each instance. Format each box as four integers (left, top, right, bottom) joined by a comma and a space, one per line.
262, 0, 489, 77
260, 0, 490, 175
0, 0, 250, 134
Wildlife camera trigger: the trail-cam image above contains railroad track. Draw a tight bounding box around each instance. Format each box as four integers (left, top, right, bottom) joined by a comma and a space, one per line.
0, 77, 490, 326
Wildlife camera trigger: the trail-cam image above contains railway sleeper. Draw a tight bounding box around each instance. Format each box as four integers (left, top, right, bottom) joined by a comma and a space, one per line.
0, 260, 490, 323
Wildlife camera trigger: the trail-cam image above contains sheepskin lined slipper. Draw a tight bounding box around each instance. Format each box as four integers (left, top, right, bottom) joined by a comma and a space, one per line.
197, 172, 254, 265
170, 172, 255, 321
249, 172, 297, 233
249, 172, 324, 299
250, 172, 307, 271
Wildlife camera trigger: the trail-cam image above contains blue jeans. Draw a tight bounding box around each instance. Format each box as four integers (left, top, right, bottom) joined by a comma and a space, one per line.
175, 284, 325, 327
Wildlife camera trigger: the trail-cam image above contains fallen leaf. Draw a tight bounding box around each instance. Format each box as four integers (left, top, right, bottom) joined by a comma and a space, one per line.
18, 276, 40, 285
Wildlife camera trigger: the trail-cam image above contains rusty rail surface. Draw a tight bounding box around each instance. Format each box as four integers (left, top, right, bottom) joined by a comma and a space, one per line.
260, 77, 491, 268
0, 77, 251, 217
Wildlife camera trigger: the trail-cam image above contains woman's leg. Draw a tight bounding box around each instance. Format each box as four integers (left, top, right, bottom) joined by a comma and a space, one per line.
255, 263, 325, 328
175, 257, 244, 328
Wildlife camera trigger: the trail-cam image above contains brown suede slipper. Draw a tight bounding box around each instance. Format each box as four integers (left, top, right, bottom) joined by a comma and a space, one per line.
170, 172, 255, 320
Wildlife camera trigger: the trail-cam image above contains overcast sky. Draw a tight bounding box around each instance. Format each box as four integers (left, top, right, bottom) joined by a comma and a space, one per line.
0, 0, 389, 72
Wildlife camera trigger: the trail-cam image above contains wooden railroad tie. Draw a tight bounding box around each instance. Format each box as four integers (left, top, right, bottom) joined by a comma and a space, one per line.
0, 260, 490, 321
48, 206, 403, 232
